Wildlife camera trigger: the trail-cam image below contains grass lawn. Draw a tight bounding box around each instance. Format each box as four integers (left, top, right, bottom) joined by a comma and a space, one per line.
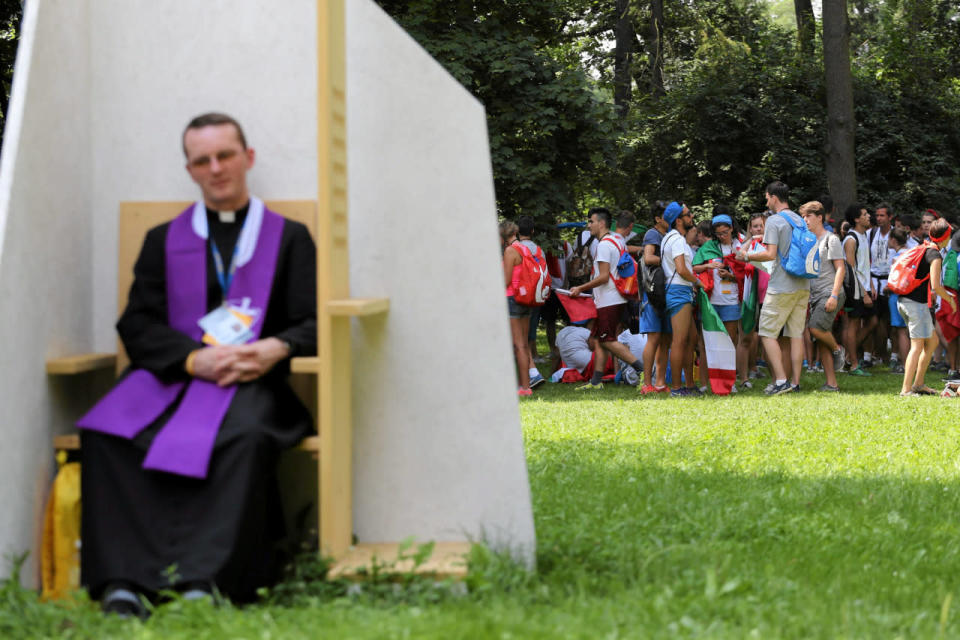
5, 361, 960, 638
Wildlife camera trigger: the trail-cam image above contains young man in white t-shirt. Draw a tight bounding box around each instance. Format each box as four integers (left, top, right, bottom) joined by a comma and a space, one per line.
569, 208, 644, 390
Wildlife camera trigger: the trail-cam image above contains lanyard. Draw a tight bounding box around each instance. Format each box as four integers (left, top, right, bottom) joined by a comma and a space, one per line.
210, 239, 240, 301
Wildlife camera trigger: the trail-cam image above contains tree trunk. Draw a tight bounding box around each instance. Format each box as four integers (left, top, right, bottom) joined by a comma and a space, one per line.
794, 0, 815, 55
645, 0, 665, 99
613, 0, 634, 117
822, 0, 857, 213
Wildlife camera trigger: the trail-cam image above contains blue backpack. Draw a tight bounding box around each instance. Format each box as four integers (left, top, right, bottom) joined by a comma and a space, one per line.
779, 211, 820, 279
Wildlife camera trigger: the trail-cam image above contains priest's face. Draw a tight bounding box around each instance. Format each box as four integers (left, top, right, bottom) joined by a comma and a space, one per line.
184, 123, 256, 211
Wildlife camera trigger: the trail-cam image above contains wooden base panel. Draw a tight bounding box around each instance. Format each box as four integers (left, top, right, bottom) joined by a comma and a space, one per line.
327, 541, 472, 581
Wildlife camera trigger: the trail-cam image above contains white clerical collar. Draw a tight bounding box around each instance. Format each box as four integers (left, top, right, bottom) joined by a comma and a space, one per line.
191, 196, 264, 268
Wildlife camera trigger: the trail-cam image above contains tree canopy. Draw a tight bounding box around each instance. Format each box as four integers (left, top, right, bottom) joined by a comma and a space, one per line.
377, 0, 960, 227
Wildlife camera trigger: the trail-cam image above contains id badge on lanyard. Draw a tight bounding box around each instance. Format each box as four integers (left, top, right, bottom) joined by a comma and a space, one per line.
197, 239, 255, 345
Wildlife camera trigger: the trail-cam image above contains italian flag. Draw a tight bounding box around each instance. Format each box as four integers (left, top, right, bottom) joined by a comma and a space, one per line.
698, 289, 737, 395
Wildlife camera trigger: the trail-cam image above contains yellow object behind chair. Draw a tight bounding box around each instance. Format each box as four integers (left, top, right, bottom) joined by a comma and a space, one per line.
41, 451, 81, 601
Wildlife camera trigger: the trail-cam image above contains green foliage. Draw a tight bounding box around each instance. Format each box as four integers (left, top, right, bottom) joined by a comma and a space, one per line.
373, 0, 960, 224
614, 25, 827, 219
376, 0, 617, 226
849, 0, 960, 214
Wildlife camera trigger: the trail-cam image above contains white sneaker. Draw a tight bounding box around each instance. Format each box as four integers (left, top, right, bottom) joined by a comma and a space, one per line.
622, 366, 639, 386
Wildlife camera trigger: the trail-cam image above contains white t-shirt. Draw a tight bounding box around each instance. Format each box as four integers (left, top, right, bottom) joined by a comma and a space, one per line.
844, 230, 871, 292
617, 329, 647, 362
593, 234, 627, 308
869, 227, 891, 277
661, 229, 693, 288
556, 326, 592, 373
709, 240, 742, 306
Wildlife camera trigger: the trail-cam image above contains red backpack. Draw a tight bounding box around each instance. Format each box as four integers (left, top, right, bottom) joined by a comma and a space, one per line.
511, 242, 552, 306
888, 242, 935, 296
602, 237, 640, 300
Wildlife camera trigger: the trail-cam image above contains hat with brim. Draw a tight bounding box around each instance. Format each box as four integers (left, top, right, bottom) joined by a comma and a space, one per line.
663, 201, 684, 226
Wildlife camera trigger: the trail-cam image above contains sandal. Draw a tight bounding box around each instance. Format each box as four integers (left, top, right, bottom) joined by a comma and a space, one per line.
899, 391, 918, 397
911, 385, 938, 396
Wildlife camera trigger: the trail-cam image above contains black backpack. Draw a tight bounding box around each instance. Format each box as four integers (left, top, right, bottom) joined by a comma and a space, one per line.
640, 242, 667, 312
567, 232, 595, 288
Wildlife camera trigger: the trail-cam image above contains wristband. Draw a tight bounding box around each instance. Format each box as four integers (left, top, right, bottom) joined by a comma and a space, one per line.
184, 349, 199, 376
829, 294, 838, 300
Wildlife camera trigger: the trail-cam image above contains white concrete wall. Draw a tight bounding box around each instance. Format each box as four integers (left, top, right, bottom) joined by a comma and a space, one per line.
87, 0, 318, 349
0, 0, 93, 583
347, 1, 536, 560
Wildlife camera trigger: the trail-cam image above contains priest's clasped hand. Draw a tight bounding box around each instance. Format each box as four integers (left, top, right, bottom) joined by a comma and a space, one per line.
188, 337, 291, 387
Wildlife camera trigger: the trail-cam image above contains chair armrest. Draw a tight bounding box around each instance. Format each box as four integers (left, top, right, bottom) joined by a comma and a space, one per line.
46, 353, 117, 375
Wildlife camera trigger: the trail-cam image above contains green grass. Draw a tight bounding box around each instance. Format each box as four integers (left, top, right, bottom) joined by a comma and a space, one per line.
6, 363, 960, 638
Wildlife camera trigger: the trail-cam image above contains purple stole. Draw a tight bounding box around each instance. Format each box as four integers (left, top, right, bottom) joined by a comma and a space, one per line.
77, 199, 285, 479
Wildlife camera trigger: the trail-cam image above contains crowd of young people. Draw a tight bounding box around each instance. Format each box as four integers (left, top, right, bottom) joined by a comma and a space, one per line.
503, 180, 960, 398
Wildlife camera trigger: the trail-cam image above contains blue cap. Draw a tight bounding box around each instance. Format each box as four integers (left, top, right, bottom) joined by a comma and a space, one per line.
711, 214, 733, 227
663, 201, 684, 226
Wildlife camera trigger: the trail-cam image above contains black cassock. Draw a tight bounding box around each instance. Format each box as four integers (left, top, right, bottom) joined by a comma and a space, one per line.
81, 206, 316, 602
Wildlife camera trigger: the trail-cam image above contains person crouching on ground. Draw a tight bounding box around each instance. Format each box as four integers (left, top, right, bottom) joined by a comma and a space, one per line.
898, 218, 957, 396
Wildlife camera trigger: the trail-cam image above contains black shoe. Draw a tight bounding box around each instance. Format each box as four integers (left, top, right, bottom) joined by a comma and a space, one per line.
102, 583, 149, 620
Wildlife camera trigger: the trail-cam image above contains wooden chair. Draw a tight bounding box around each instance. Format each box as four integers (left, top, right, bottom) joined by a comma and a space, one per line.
47, 200, 468, 580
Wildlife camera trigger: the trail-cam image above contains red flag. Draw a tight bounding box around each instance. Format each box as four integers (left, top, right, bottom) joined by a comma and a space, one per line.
936, 290, 960, 342
556, 292, 597, 323
723, 253, 752, 302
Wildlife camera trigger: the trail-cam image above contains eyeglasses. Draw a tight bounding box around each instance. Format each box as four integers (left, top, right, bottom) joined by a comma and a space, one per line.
187, 149, 239, 170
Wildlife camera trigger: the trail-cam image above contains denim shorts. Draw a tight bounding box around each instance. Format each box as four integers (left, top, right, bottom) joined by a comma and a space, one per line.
639, 291, 672, 334
713, 304, 741, 323
665, 284, 694, 320
507, 296, 531, 318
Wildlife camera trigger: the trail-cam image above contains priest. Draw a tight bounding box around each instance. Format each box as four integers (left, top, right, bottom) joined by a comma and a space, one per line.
76, 113, 316, 617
